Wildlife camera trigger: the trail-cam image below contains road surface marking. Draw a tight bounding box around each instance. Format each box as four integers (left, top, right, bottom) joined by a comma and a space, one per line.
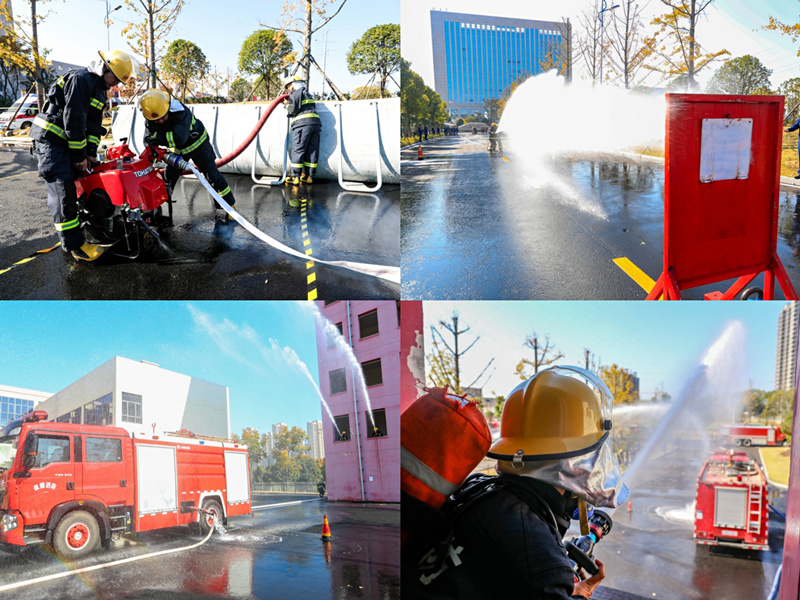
502, 156, 509, 162
0, 243, 60, 276
0, 171, 29, 181
613, 257, 656, 293
300, 198, 318, 301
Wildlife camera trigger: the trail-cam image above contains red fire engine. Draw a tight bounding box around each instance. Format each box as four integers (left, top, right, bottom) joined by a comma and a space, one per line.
0, 411, 251, 558
719, 424, 786, 447
694, 450, 769, 551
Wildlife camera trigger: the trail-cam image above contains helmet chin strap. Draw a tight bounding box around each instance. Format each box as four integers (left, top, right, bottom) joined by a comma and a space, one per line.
578, 498, 590, 535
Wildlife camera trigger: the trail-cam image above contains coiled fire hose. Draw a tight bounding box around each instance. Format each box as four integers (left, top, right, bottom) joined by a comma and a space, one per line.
164, 153, 401, 284
0, 510, 217, 593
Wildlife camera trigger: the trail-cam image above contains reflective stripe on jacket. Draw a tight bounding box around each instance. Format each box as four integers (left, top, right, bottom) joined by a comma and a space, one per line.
30, 68, 108, 163
286, 88, 321, 129
144, 102, 209, 155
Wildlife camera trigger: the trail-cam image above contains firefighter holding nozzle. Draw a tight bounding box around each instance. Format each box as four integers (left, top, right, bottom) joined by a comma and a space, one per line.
281, 74, 321, 186
405, 366, 629, 599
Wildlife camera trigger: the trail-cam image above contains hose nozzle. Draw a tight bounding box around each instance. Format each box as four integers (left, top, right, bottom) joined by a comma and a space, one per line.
164, 152, 190, 171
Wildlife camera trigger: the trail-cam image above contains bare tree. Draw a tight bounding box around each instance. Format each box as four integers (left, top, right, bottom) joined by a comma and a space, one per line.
515, 333, 565, 380
120, 0, 186, 88
643, 0, 729, 90
608, 0, 650, 89
575, 1, 604, 85
426, 313, 494, 394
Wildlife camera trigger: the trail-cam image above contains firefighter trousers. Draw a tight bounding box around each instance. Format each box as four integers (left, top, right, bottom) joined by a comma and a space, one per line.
165, 137, 235, 208
34, 140, 84, 251
290, 124, 320, 177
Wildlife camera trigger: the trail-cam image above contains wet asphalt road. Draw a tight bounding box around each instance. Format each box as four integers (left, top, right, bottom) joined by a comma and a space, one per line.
0, 147, 399, 300
402, 135, 800, 300
0, 494, 399, 600
589, 442, 784, 600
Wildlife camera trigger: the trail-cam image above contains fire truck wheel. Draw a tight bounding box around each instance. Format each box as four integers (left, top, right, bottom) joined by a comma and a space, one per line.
199, 499, 223, 536
734, 439, 742, 446
743, 439, 752, 447
53, 510, 100, 559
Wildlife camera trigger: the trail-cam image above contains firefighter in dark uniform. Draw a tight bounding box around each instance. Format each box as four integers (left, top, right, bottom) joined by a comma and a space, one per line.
139, 89, 235, 216
404, 366, 629, 600
488, 122, 503, 152
283, 74, 321, 185
31, 50, 133, 261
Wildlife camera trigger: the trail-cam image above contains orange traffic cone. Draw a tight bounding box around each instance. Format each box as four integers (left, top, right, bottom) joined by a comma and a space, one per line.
324, 539, 332, 563
417, 145, 423, 160
627, 499, 633, 512
321, 514, 332, 541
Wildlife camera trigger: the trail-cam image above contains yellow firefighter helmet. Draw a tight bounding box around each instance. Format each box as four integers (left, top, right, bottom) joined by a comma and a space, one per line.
98, 50, 134, 84
139, 89, 171, 121
488, 367, 612, 462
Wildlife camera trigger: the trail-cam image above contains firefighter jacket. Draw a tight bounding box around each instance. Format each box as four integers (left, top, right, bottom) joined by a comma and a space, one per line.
31, 68, 108, 164
403, 474, 588, 600
285, 87, 321, 130
143, 99, 208, 156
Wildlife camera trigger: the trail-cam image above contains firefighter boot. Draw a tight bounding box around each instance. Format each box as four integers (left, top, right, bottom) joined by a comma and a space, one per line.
285, 176, 300, 185
300, 174, 313, 185
71, 243, 107, 262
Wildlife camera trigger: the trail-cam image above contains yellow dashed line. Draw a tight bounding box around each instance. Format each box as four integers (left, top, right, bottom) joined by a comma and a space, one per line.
299, 198, 317, 300
502, 156, 510, 162
613, 257, 656, 293
0, 171, 31, 181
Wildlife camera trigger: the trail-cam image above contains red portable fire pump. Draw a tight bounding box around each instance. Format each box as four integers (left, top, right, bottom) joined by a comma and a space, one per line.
694, 450, 769, 551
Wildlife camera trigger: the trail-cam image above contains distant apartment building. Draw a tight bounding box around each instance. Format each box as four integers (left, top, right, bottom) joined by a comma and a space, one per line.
776, 302, 799, 391
430, 10, 570, 116
0, 384, 51, 428
269, 422, 287, 464
307, 419, 324, 460
315, 301, 401, 502
36, 356, 230, 438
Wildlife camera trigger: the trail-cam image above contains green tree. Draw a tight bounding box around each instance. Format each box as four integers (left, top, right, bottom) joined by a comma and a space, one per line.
400, 58, 449, 134
298, 456, 321, 482
268, 451, 300, 485
161, 39, 209, 103
346, 24, 400, 97
274, 425, 309, 456
779, 77, 800, 120
514, 333, 565, 380
120, 0, 186, 88
229, 77, 251, 102
352, 85, 388, 99
643, 0, 729, 91
238, 29, 294, 100
599, 364, 639, 404
706, 55, 772, 95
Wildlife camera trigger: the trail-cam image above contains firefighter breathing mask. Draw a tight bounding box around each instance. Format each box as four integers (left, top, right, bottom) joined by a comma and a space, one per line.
488, 365, 630, 509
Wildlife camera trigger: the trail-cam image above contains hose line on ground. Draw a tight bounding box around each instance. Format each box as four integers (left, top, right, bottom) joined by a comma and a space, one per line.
0, 514, 216, 593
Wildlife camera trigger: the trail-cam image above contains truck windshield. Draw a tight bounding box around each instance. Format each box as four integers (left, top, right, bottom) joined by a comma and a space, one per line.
0, 430, 20, 471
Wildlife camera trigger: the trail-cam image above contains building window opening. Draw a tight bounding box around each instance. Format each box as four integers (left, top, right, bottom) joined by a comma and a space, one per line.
334, 415, 351, 442
326, 322, 344, 349
329, 368, 347, 394
121, 392, 142, 424
84, 393, 113, 426
56, 408, 82, 424
358, 309, 379, 339
367, 409, 387, 438
362, 358, 383, 387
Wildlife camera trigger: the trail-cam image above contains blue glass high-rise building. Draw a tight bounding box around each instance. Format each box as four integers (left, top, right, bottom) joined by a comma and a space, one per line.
430, 10, 571, 116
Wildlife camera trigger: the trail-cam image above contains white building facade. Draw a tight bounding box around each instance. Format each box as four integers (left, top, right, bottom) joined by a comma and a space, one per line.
0, 384, 51, 427
307, 420, 324, 460
36, 356, 230, 438
775, 302, 799, 391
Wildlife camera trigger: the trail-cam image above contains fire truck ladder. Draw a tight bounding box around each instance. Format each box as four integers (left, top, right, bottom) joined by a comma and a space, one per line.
749, 484, 763, 533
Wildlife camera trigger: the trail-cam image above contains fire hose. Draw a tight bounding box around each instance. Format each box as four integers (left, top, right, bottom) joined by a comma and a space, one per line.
0, 509, 217, 593
163, 152, 400, 284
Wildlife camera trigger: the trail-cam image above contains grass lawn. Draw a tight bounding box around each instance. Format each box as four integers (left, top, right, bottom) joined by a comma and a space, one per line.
783, 128, 799, 178
760, 445, 791, 486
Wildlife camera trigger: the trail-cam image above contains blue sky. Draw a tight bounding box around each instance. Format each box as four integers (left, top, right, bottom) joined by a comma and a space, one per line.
422, 301, 789, 400
0, 301, 327, 436
402, 0, 800, 89
10, 0, 400, 96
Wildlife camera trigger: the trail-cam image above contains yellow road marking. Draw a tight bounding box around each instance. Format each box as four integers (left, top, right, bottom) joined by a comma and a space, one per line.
502, 156, 509, 162
307, 272, 316, 284
305, 249, 312, 255
0, 171, 30, 181
308, 288, 318, 300
303, 238, 310, 246
306, 260, 314, 269
613, 257, 656, 293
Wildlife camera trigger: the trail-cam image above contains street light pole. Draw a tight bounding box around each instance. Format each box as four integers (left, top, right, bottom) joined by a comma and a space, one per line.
105, 1, 122, 52
598, 0, 619, 86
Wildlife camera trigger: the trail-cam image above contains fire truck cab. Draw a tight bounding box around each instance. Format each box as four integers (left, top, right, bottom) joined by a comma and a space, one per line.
0, 412, 250, 558
694, 450, 769, 551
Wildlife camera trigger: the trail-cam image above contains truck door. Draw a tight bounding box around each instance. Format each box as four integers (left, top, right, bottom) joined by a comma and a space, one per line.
81, 435, 130, 507
17, 433, 78, 525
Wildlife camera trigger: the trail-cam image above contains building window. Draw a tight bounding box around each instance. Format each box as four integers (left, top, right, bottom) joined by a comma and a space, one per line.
396, 301, 400, 326
359, 309, 379, 338
324, 300, 338, 306
121, 392, 142, 424
329, 368, 347, 394
367, 408, 388, 438
326, 322, 344, 349
56, 408, 81, 424
0, 396, 34, 427
362, 359, 383, 387
84, 393, 113, 426
86, 437, 122, 462
334, 415, 351, 442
